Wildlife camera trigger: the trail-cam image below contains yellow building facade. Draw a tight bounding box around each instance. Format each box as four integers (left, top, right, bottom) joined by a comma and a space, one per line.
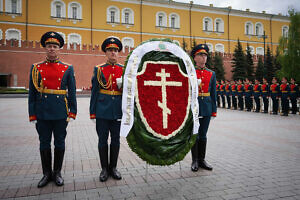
0, 0, 290, 55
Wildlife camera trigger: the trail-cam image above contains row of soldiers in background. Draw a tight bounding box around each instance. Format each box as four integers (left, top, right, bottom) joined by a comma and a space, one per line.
216, 77, 300, 116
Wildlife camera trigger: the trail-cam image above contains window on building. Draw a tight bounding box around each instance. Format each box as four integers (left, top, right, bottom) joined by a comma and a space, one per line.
156, 12, 167, 27
214, 18, 224, 32
122, 37, 134, 52
255, 22, 263, 36
215, 44, 224, 53
206, 43, 213, 52
122, 8, 134, 24
169, 13, 180, 29
5, 0, 21, 14
107, 6, 120, 23
282, 26, 289, 38
0, 29, 3, 40
245, 22, 253, 35
51, 0, 66, 18
0, 0, 3, 12
246, 46, 255, 55
72, 7, 77, 19
203, 17, 213, 31
68, 33, 81, 50
256, 47, 264, 55
67, 2, 82, 19
171, 16, 175, 28
5, 28, 21, 46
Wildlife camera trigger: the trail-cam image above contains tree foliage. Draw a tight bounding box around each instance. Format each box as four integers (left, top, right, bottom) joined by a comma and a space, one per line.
245, 44, 254, 81
232, 39, 247, 80
255, 56, 264, 81
213, 53, 225, 80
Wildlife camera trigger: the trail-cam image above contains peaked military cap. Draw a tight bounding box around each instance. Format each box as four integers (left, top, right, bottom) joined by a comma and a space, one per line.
101, 37, 122, 52
41, 31, 64, 48
191, 44, 209, 58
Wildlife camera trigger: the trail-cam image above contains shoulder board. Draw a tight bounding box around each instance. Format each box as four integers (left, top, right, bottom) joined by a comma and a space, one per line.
59, 61, 72, 66
33, 61, 45, 66
116, 63, 124, 67
96, 63, 107, 68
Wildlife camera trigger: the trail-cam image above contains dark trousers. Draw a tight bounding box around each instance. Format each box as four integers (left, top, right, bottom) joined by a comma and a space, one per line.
36, 119, 68, 150
238, 96, 244, 110
226, 95, 231, 108
221, 95, 225, 108
197, 116, 211, 141
96, 118, 121, 148
271, 97, 279, 113
217, 95, 220, 107
281, 97, 289, 114
232, 96, 237, 109
262, 96, 269, 112
245, 96, 252, 111
291, 97, 297, 113
254, 97, 260, 112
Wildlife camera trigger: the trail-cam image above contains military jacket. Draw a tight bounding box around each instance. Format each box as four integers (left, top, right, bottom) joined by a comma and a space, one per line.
90, 62, 123, 120
28, 60, 77, 121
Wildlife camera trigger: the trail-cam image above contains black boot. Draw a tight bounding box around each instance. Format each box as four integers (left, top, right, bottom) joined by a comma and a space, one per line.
99, 146, 109, 182
53, 148, 65, 186
38, 149, 52, 188
198, 140, 213, 171
109, 145, 122, 180
191, 141, 199, 172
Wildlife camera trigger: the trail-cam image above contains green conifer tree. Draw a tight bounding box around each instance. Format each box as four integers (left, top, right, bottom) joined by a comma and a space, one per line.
232, 39, 247, 80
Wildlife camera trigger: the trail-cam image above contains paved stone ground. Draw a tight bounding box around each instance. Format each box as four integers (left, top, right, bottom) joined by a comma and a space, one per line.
0, 97, 299, 200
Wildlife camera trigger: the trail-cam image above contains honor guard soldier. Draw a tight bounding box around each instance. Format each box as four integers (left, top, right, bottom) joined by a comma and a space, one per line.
190, 44, 216, 171
280, 77, 290, 116
244, 78, 253, 111
270, 77, 280, 115
290, 78, 299, 114
225, 80, 231, 109
237, 79, 244, 111
261, 77, 270, 113
90, 37, 123, 182
231, 80, 238, 110
253, 79, 262, 112
216, 80, 221, 107
220, 80, 226, 108
28, 31, 77, 188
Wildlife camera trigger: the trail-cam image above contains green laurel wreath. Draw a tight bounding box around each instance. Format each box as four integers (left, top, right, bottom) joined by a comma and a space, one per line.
125, 39, 197, 166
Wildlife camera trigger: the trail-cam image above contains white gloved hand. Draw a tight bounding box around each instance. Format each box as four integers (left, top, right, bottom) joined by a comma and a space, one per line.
91, 119, 96, 123
116, 78, 123, 89
197, 79, 202, 86
68, 118, 74, 122
30, 120, 37, 124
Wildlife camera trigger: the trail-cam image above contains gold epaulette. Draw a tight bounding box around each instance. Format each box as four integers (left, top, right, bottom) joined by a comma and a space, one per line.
60, 61, 72, 66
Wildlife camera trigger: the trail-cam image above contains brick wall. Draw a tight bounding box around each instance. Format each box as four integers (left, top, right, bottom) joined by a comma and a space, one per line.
0, 40, 260, 88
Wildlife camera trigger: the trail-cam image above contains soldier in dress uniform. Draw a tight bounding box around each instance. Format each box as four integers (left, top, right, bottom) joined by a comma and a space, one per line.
261, 77, 270, 113
28, 31, 77, 188
90, 37, 123, 182
253, 78, 262, 112
225, 80, 231, 109
220, 80, 226, 108
279, 77, 290, 116
190, 44, 216, 171
237, 79, 244, 110
244, 78, 253, 112
270, 77, 280, 115
216, 80, 221, 107
290, 78, 299, 114
231, 80, 238, 110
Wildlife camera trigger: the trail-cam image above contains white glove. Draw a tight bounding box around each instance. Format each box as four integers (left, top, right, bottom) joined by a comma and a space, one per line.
197, 79, 202, 86
116, 78, 123, 89
91, 119, 96, 123
67, 118, 74, 122
30, 120, 37, 124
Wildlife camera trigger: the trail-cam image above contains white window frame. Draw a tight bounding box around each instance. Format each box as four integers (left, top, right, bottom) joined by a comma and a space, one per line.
107, 6, 120, 23
215, 43, 224, 53
206, 43, 213, 52
0, 29, 3, 40
5, 0, 22, 14
122, 8, 134, 25
156, 11, 167, 27
68, 2, 82, 19
255, 22, 263, 36
122, 37, 134, 52
245, 22, 253, 35
246, 46, 255, 55
282, 26, 289, 38
256, 47, 264, 55
203, 17, 213, 32
67, 33, 81, 50
214, 18, 224, 33
169, 13, 180, 29
0, 0, 3, 12
51, 0, 66, 18
5, 28, 21, 46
